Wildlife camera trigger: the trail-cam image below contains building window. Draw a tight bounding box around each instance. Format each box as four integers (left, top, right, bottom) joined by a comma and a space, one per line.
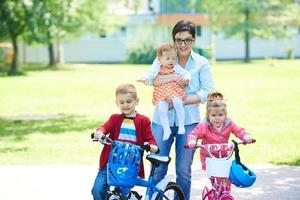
196, 26, 201, 37
148, 0, 154, 12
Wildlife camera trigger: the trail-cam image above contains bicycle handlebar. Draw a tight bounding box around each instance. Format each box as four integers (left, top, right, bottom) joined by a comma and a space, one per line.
91, 132, 160, 153
184, 139, 256, 159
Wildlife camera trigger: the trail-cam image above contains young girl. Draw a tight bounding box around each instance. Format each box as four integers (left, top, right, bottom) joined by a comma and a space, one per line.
187, 92, 253, 191
138, 43, 190, 140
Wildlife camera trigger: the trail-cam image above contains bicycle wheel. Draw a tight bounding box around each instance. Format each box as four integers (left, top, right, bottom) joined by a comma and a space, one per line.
202, 186, 214, 200
154, 182, 185, 200
219, 193, 234, 200
105, 191, 128, 200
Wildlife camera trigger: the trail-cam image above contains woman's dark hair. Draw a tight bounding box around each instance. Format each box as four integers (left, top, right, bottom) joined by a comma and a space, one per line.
172, 20, 196, 41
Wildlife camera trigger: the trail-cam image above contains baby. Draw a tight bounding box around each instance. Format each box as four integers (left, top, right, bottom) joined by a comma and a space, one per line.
138, 43, 190, 140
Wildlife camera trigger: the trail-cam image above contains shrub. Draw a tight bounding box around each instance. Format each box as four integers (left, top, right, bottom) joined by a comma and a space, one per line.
193, 47, 211, 59
127, 44, 157, 64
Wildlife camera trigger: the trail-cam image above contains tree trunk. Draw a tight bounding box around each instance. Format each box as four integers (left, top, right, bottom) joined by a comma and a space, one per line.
244, 6, 250, 63
48, 43, 55, 67
210, 32, 216, 63
56, 37, 64, 64
245, 30, 250, 62
22, 42, 26, 64
9, 35, 19, 75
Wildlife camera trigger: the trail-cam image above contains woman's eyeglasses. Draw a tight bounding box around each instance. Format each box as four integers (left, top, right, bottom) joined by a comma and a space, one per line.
174, 38, 194, 45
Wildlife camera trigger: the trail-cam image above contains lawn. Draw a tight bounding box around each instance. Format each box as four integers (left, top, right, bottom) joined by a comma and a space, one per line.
0, 60, 299, 166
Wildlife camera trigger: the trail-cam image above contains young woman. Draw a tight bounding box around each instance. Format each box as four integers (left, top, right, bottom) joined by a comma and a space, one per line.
147, 20, 214, 200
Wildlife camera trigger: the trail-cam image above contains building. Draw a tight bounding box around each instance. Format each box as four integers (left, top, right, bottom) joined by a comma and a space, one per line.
19, 0, 300, 63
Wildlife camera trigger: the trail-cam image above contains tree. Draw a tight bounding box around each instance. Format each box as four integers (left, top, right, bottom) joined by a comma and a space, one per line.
223, 0, 299, 62
76, 0, 126, 36
193, 0, 231, 62
23, 0, 79, 67
0, 0, 126, 71
0, 0, 34, 75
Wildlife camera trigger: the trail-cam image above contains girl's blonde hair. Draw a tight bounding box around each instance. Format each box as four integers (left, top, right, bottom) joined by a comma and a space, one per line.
207, 92, 224, 102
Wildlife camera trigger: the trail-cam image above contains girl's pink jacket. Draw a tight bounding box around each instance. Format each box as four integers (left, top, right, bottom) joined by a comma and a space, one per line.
188, 119, 248, 170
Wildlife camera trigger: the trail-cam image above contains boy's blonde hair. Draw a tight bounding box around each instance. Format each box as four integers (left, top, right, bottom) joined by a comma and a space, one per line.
115, 83, 137, 99
157, 43, 176, 58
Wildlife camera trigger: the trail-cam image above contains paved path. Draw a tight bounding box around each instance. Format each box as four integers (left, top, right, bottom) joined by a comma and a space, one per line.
0, 164, 299, 200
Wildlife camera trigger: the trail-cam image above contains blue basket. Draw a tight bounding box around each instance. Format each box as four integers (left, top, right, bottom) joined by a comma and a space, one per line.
107, 141, 141, 188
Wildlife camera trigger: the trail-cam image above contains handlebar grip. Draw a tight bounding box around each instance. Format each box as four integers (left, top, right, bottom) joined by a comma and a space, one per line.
243, 139, 256, 144
156, 148, 160, 154
142, 143, 151, 152
141, 143, 160, 154
241, 139, 256, 145
91, 133, 98, 142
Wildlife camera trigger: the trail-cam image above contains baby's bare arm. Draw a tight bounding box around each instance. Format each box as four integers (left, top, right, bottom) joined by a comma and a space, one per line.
153, 74, 180, 86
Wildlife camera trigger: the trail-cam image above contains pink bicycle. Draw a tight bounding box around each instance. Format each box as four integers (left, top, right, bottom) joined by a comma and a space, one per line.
185, 140, 256, 200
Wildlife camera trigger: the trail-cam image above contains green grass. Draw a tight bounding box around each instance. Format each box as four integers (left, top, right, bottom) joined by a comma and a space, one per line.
0, 60, 300, 165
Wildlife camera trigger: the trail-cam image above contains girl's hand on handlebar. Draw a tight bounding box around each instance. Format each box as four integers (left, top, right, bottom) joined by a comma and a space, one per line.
243, 133, 255, 144
187, 140, 197, 148
247, 138, 256, 144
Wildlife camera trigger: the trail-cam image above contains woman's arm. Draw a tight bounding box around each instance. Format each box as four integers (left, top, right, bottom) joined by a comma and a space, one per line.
196, 62, 214, 104
183, 95, 201, 105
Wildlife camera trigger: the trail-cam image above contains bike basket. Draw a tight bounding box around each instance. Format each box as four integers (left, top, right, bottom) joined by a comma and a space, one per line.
107, 141, 141, 188
205, 157, 232, 178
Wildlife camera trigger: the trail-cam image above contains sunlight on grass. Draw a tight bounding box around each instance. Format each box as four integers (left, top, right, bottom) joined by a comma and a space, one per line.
0, 60, 300, 165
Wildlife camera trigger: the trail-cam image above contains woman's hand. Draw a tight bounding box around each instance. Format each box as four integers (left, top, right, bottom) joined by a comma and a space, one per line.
165, 99, 174, 109
183, 96, 201, 105
177, 77, 189, 88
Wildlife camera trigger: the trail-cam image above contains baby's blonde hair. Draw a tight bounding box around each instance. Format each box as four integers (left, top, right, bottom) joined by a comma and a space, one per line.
115, 83, 137, 99
157, 43, 176, 58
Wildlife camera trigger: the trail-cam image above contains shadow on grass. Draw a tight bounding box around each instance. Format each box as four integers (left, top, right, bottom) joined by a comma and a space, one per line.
0, 114, 103, 141
0, 63, 72, 77
271, 158, 300, 166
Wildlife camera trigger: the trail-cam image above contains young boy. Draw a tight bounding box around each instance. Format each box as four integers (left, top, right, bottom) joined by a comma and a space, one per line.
91, 83, 158, 200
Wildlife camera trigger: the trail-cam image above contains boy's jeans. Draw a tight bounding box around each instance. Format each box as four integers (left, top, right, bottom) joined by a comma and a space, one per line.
91, 167, 109, 200
152, 123, 197, 200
